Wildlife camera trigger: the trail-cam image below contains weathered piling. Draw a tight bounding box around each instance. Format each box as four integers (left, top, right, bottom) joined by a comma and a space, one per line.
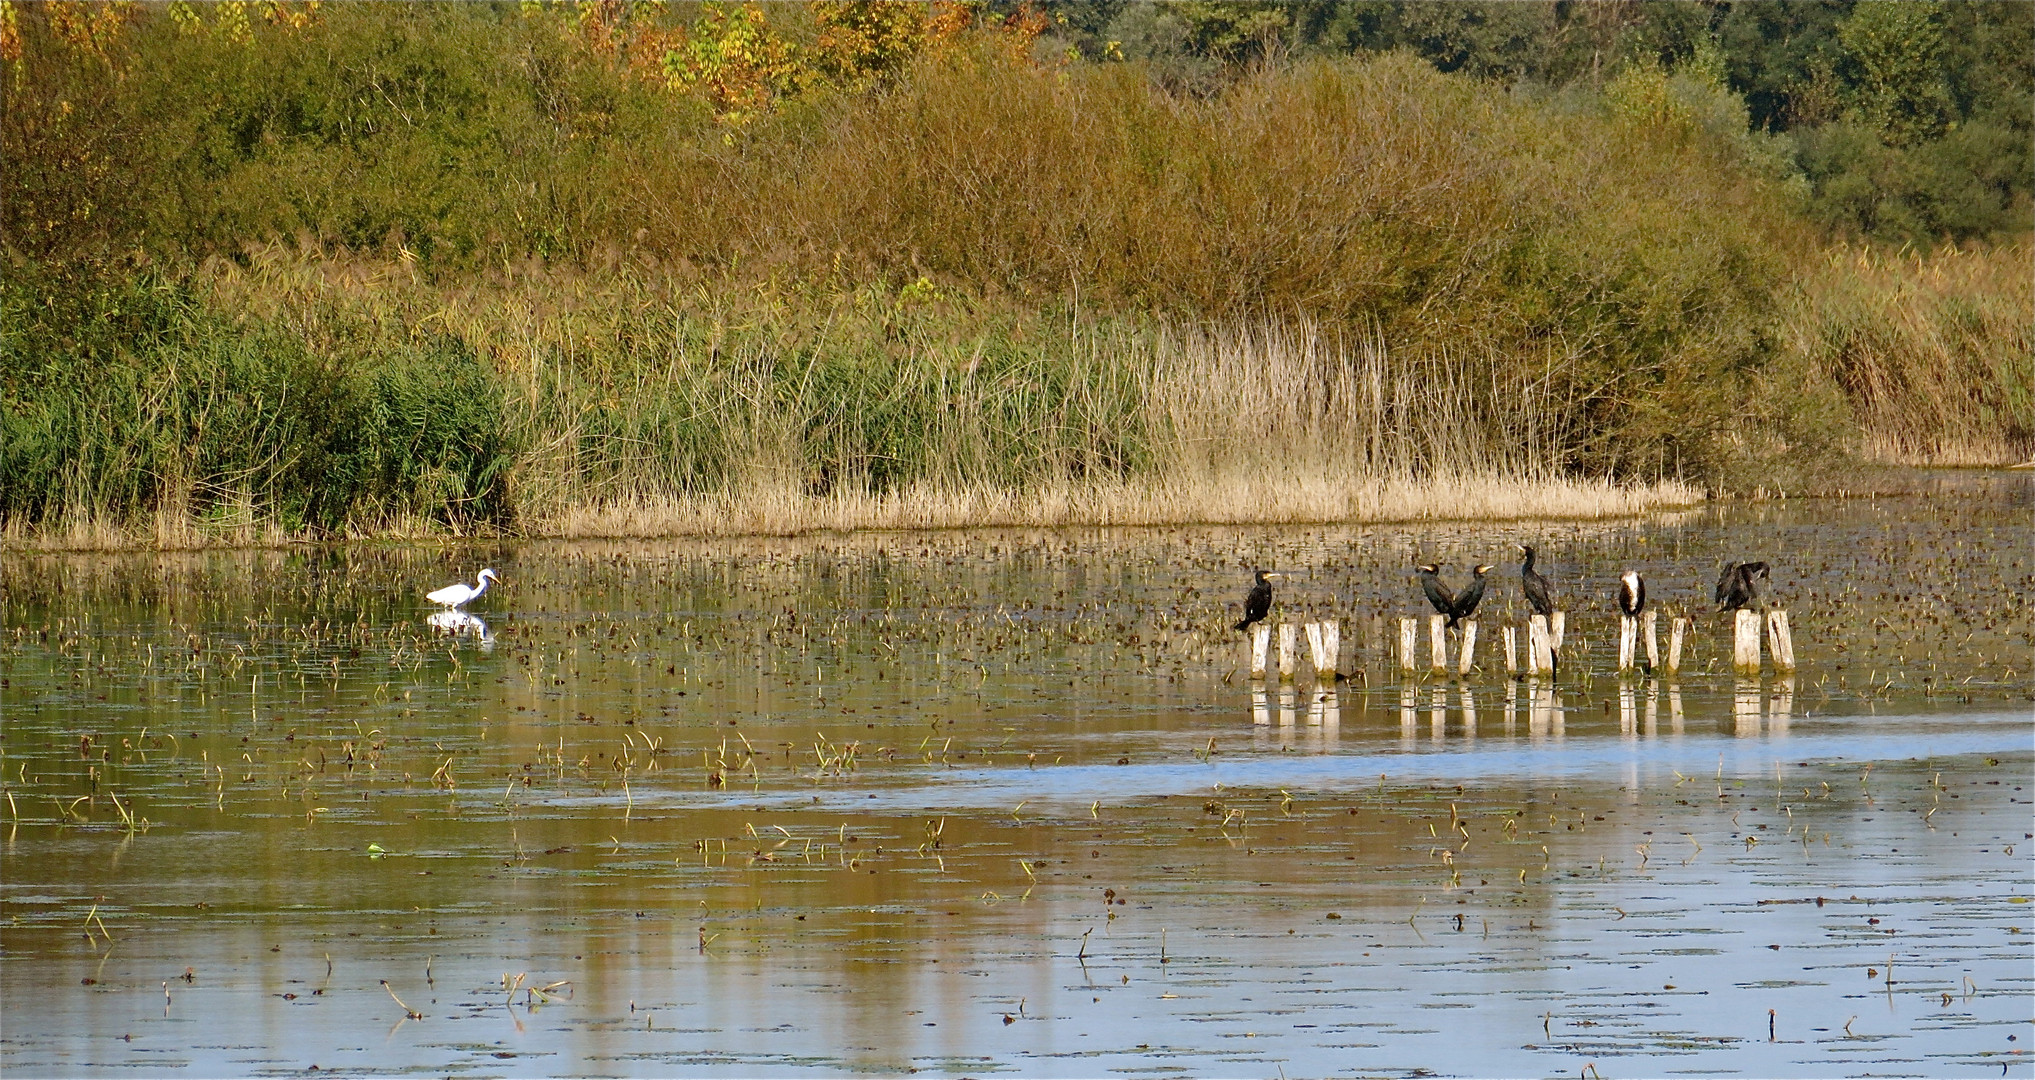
1766, 610, 1796, 672
1642, 610, 1660, 672
1457, 620, 1478, 676
1733, 610, 1762, 673
1428, 614, 1448, 675
1667, 616, 1688, 674
1550, 611, 1566, 651
1251, 624, 1271, 679
1618, 615, 1638, 672
1278, 623, 1298, 681
1527, 615, 1552, 675
1398, 617, 1417, 673
1502, 625, 1518, 675
1305, 621, 1340, 683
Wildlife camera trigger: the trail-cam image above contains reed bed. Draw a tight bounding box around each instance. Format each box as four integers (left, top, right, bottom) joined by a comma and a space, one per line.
1783, 242, 2035, 467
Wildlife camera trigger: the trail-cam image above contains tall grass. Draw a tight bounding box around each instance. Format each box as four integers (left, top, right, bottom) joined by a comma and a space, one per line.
1783, 242, 2034, 466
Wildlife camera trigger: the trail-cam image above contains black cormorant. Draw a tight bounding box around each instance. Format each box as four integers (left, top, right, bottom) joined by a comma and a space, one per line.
1714, 561, 1770, 613
1617, 570, 1646, 618
1518, 544, 1559, 678
1415, 563, 1456, 623
1234, 570, 1284, 632
1517, 545, 1556, 617
1451, 564, 1494, 627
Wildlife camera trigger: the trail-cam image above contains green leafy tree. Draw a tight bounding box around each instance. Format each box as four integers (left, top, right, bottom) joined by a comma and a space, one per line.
1837, 0, 1952, 146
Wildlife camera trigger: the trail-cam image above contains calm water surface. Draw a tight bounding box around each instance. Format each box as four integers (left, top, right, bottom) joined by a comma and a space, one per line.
3, 473, 2031, 1077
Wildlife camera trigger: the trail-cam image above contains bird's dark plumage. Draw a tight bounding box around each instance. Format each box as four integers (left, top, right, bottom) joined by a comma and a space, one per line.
1518, 544, 1559, 678
1617, 570, 1646, 618
1234, 570, 1278, 632
1714, 561, 1769, 613
1450, 564, 1493, 627
1518, 545, 1555, 617
1415, 563, 1456, 623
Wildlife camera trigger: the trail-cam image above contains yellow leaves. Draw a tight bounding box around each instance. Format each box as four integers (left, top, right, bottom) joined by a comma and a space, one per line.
36, 1, 142, 62
518, 1, 1048, 129
0, 2, 18, 66
660, 3, 801, 127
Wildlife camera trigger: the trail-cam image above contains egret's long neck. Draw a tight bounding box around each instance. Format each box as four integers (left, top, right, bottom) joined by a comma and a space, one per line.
474, 575, 491, 596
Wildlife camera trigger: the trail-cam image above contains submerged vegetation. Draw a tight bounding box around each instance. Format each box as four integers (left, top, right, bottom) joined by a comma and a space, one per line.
1, 1, 2028, 546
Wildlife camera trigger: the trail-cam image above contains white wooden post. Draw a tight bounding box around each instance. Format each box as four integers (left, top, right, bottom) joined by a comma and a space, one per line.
1766, 609, 1795, 672
1398, 617, 1416, 673
1502, 624, 1518, 675
1667, 616, 1687, 674
1733, 609, 1762, 673
1319, 621, 1340, 683
1618, 614, 1637, 672
1528, 615, 1551, 675
1457, 620, 1478, 676
1642, 610, 1659, 672
1550, 611, 1566, 650
1251, 623, 1270, 679
1428, 614, 1448, 675
1278, 623, 1298, 681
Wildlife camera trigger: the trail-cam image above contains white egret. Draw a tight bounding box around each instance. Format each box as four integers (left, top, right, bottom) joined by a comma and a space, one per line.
427, 568, 498, 609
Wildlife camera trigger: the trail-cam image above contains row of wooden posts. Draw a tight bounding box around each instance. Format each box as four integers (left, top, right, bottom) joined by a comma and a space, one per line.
1247, 608, 1796, 681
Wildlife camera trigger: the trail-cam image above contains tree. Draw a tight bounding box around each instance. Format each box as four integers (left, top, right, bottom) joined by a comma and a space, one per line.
1838, 0, 1952, 146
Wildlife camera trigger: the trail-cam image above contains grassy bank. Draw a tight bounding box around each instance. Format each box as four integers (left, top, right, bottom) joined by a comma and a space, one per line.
2, 253, 1705, 549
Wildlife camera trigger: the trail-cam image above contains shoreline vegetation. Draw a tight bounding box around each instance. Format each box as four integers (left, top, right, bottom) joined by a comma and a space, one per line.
3, 3, 2029, 551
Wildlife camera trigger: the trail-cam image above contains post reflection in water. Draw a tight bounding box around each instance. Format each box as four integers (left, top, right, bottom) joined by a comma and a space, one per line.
1251, 682, 1270, 725
1734, 678, 1762, 736
1770, 675, 1795, 736
1399, 683, 1418, 749
1618, 679, 1638, 738
1429, 687, 1447, 745
1527, 681, 1561, 743
1644, 680, 1660, 737
1278, 685, 1298, 729
1460, 689, 1477, 743
1307, 688, 1340, 739
1670, 682, 1686, 734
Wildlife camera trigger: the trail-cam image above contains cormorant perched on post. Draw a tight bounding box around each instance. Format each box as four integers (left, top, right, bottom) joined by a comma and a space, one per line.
1415, 563, 1456, 623
1617, 570, 1646, 618
1233, 570, 1284, 632
1714, 561, 1770, 613
1518, 544, 1559, 678
1517, 545, 1555, 617
1451, 564, 1494, 627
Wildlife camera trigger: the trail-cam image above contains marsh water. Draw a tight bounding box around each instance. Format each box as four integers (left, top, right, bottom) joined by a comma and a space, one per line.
3, 472, 2031, 1078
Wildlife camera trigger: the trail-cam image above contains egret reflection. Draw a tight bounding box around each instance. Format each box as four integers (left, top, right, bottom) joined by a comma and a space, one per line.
427, 609, 492, 646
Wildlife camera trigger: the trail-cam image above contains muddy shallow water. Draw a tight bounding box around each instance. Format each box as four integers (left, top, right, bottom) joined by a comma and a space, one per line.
3, 473, 2031, 1078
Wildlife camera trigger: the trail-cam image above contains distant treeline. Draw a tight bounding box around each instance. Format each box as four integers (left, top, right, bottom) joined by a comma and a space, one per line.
0, 2, 2028, 543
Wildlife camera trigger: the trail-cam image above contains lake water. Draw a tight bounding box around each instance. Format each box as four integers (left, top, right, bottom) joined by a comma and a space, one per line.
3, 472, 2031, 1077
